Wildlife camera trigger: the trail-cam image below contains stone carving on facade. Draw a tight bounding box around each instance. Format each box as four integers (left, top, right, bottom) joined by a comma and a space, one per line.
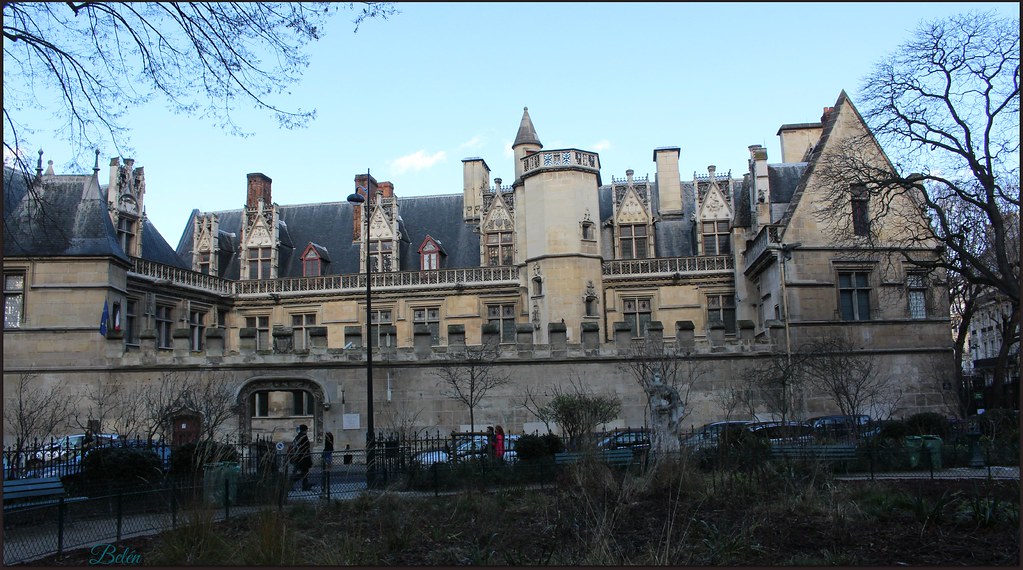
236, 378, 326, 444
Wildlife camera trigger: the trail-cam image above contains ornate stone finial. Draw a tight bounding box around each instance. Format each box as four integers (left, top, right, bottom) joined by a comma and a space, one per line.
93, 149, 100, 174
494, 177, 502, 189
45, 160, 54, 176
626, 169, 634, 183
36, 149, 43, 177
708, 165, 717, 177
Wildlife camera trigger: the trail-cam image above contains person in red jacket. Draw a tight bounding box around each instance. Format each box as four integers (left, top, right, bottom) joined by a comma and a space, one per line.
495, 425, 506, 461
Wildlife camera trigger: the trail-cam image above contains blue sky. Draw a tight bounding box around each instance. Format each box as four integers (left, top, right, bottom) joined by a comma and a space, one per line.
9, 2, 1019, 243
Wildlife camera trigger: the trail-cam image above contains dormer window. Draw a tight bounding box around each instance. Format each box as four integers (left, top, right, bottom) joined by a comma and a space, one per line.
701, 220, 731, 255
618, 224, 647, 259
249, 247, 272, 280
300, 243, 330, 277
418, 235, 446, 271
198, 252, 212, 275
117, 216, 137, 255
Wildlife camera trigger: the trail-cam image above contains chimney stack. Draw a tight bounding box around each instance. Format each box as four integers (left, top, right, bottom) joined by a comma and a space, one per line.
246, 173, 273, 210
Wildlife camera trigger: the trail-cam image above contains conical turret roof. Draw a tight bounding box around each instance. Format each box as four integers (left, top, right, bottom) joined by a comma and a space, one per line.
513, 107, 542, 148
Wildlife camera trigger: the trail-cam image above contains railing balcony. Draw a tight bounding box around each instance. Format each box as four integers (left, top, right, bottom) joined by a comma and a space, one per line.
130, 258, 233, 295
522, 148, 600, 177
602, 255, 734, 278
743, 225, 782, 273
129, 258, 520, 297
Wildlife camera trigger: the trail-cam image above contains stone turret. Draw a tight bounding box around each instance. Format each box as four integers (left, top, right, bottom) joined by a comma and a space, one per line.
512, 107, 542, 183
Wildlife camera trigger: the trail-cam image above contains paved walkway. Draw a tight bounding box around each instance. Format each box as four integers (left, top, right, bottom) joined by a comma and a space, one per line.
4, 467, 1019, 565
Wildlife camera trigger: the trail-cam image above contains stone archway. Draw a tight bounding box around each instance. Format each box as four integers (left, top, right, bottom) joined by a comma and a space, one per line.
237, 377, 326, 444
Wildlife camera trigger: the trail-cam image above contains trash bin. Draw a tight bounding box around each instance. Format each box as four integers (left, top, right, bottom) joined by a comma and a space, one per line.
203, 462, 240, 505
920, 435, 943, 470
905, 436, 923, 468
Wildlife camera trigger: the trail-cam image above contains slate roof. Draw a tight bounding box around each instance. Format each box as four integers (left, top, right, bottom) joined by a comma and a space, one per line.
768, 163, 807, 204
3, 167, 185, 266
513, 107, 542, 148
175, 193, 482, 279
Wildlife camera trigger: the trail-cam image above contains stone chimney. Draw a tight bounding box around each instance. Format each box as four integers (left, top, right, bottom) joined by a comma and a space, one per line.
820, 106, 835, 124
246, 173, 273, 210
462, 157, 490, 222
653, 147, 682, 214
748, 144, 771, 225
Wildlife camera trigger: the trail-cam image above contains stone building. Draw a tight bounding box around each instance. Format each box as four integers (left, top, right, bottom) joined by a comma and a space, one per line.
3, 92, 956, 450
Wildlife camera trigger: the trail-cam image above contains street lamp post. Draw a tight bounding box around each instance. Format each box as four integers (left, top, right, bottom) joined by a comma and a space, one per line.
347, 171, 375, 485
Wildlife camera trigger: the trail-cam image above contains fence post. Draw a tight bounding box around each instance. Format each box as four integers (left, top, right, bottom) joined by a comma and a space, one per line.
171, 482, 178, 529
928, 446, 934, 479
224, 477, 230, 520
433, 463, 438, 498
116, 488, 123, 542
57, 497, 65, 555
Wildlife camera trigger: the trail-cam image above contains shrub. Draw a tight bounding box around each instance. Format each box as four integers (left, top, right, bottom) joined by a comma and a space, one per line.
81, 446, 163, 488
976, 409, 1019, 440
539, 432, 565, 455
170, 441, 240, 475
878, 420, 909, 441
906, 412, 949, 438
514, 433, 565, 462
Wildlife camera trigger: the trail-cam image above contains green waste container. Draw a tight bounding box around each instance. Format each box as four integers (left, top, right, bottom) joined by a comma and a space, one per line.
920, 435, 943, 470
203, 461, 240, 505
905, 436, 923, 468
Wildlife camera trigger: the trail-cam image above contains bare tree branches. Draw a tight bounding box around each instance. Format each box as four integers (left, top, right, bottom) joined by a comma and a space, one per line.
799, 335, 903, 422
2, 2, 397, 172
434, 338, 509, 432
3, 373, 76, 447
521, 378, 621, 450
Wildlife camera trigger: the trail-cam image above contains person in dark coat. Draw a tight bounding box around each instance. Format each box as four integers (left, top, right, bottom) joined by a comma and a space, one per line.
289, 424, 313, 491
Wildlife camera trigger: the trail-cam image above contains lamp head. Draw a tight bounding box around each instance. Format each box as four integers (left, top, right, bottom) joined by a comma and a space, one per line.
347, 193, 366, 205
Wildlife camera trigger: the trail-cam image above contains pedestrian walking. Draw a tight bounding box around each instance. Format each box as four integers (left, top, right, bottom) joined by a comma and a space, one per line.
322, 431, 334, 467
289, 424, 313, 491
495, 425, 505, 461
486, 426, 496, 459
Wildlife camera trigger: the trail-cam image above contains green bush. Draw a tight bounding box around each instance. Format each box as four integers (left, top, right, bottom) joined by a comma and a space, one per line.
878, 420, 909, 441
906, 412, 949, 438
81, 446, 163, 488
170, 441, 240, 475
514, 433, 564, 462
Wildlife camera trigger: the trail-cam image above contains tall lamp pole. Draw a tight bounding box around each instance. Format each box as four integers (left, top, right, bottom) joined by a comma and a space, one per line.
347, 170, 375, 484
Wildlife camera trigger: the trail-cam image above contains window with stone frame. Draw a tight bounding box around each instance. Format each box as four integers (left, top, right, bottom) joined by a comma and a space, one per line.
907, 274, 927, 319
155, 304, 174, 349
370, 240, 394, 272
486, 231, 513, 266
618, 224, 648, 259
248, 246, 272, 279
370, 308, 393, 347
3, 272, 25, 329
198, 252, 212, 275
581, 221, 595, 240
291, 313, 317, 350
252, 392, 270, 417
851, 184, 870, 236
245, 315, 271, 350
116, 216, 137, 255
292, 390, 314, 415
701, 220, 731, 255
413, 307, 441, 345
707, 293, 737, 334
623, 297, 652, 337
487, 303, 517, 343
838, 271, 871, 321
124, 298, 140, 346
189, 308, 205, 351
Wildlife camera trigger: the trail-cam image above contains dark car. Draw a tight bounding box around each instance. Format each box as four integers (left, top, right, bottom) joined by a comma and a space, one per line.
806, 415, 877, 440
682, 420, 753, 450
596, 429, 650, 452
744, 421, 816, 446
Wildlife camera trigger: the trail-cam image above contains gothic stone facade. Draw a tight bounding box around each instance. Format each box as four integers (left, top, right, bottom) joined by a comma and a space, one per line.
3, 94, 956, 450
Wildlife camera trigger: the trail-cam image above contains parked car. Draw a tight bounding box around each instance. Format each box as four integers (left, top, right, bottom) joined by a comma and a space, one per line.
681, 421, 753, 450
413, 435, 490, 466
596, 429, 651, 452
34, 433, 118, 463
744, 422, 815, 446
805, 415, 877, 440
501, 434, 520, 463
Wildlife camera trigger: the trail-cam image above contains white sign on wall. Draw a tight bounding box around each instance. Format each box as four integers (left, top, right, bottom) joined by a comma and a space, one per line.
342, 414, 361, 430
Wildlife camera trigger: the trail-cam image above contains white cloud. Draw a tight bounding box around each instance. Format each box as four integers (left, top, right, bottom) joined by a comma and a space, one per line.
391, 150, 447, 173
592, 140, 611, 152
458, 135, 485, 150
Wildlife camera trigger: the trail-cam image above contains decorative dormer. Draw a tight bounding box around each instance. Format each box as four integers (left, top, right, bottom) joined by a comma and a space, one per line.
694, 165, 734, 256
479, 177, 515, 266
106, 157, 146, 258
418, 235, 445, 271
611, 169, 654, 259
240, 173, 279, 280
301, 243, 330, 277
192, 213, 220, 275
353, 175, 401, 273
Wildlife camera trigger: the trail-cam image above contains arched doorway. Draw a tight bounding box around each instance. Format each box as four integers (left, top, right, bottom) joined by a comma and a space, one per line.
237, 378, 326, 444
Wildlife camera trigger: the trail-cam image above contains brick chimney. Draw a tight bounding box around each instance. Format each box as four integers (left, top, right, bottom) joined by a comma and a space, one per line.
352, 173, 379, 240
820, 106, 835, 124
246, 173, 273, 210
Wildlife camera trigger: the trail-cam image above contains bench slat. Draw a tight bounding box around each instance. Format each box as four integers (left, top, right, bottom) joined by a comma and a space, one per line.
4, 476, 67, 504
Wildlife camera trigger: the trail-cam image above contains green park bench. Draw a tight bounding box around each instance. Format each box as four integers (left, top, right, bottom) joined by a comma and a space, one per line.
554, 448, 634, 466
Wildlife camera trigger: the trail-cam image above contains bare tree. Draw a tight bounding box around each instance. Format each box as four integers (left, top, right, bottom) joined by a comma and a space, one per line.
521, 378, 621, 450
177, 371, 242, 442
74, 380, 124, 434
380, 399, 428, 441
434, 338, 510, 432
2, 2, 397, 178
814, 12, 1019, 306
619, 338, 707, 453
799, 335, 904, 425
741, 353, 807, 424
3, 373, 77, 472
